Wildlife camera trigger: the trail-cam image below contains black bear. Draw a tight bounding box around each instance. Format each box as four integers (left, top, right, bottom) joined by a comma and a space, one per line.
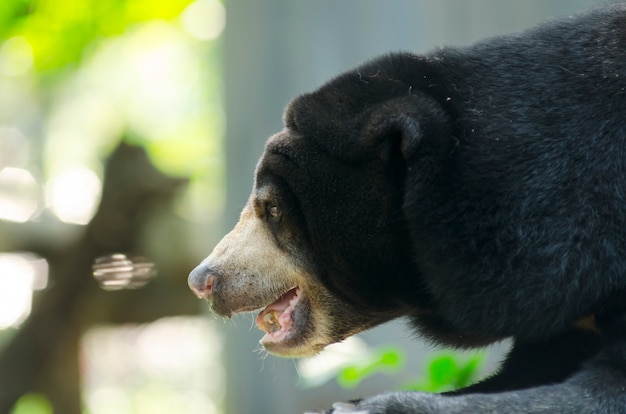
189, 4, 626, 413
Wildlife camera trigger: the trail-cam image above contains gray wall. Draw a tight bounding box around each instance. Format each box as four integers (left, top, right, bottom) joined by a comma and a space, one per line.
221, 1, 615, 413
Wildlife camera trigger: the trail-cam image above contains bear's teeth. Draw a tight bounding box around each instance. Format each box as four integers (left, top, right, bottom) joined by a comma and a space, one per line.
263, 310, 282, 333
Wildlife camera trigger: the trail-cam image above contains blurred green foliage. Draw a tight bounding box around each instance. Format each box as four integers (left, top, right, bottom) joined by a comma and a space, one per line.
0, 0, 226, 221
10, 393, 52, 414
0, 0, 194, 74
404, 353, 484, 392
337, 346, 484, 393
337, 346, 405, 389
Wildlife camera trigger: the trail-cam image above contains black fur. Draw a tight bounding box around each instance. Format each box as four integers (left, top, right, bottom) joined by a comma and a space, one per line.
258, 4, 626, 413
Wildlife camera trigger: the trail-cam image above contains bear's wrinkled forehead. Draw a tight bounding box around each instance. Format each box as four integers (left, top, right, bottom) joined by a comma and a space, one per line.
260, 131, 300, 170
254, 140, 297, 195
283, 64, 415, 136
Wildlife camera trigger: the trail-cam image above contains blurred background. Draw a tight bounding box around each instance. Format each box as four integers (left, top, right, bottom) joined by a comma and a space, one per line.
0, 0, 618, 413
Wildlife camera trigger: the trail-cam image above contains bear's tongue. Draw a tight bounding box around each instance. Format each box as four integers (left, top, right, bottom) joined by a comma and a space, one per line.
255, 287, 299, 336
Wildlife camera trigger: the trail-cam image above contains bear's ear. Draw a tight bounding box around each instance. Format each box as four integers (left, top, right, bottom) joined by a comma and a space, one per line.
365, 109, 423, 162
362, 94, 453, 163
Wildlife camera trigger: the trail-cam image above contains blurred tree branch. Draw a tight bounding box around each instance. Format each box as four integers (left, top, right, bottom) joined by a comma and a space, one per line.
0, 142, 199, 413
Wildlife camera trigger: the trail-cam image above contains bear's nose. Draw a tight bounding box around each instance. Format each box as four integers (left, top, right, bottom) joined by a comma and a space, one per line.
188, 263, 216, 300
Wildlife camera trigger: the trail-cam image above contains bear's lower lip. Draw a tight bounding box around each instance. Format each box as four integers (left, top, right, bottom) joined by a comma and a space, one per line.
256, 286, 301, 343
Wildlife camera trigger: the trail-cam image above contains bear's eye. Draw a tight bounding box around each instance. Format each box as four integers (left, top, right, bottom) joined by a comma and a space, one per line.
268, 205, 281, 219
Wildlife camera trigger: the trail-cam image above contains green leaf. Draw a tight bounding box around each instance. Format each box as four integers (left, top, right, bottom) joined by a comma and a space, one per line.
337, 364, 364, 388
454, 355, 484, 388
402, 352, 485, 393
378, 348, 404, 368
428, 355, 459, 386
336, 347, 405, 389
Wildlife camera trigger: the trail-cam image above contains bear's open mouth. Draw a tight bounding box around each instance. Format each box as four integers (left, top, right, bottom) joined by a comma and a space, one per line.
255, 286, 302, 343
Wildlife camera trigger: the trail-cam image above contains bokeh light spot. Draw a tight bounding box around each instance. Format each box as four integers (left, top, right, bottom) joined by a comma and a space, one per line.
180, 0, 226, 41
0, 167, 40, 223
46, 168, 102, 225
82, 317, 223, 414
92, 253, 157, 291
0, 253, 49, 329
0, 36, 34, 76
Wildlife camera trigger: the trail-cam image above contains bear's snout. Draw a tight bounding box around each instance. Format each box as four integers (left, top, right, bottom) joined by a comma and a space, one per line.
188, 263, 216, 300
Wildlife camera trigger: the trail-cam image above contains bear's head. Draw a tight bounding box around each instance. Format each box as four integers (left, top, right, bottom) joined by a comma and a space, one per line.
188, 54, 455, 357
